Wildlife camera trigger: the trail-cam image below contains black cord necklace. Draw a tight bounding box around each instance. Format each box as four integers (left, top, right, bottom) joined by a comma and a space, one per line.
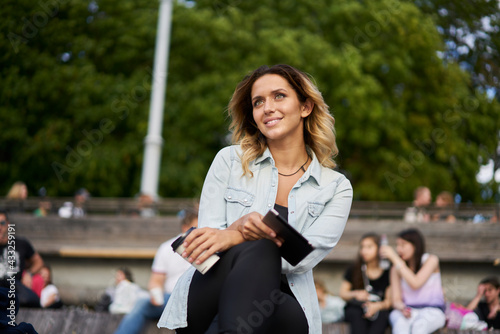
278, 155, 309, 177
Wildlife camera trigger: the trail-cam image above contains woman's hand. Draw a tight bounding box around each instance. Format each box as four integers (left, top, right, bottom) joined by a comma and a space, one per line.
352, 289, 370, 301
476, 283, 486, 298
228, 212, 283, 247
362, 301, 379, 318
393, 301, 411, 318
379, 245, 399, 263
180, 227, 242, 265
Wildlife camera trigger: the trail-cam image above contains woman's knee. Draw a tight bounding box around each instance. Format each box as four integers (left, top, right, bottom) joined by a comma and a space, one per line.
236, 239, 281, 267
251, 239, 280, 255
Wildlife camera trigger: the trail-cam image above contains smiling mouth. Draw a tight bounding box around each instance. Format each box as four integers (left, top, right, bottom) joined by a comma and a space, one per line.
265, 118, 282, 125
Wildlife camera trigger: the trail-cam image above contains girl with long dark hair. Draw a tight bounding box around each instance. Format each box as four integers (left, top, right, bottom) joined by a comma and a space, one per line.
380, 228, 446, 333
340, 233, 392, 334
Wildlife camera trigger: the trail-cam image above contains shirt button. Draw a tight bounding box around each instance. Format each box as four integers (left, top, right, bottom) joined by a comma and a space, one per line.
290, 283, 294, 287
244, 199, 247, 202
268, 203, 272, 207
290, 211, 294, 214
228, 195, 232, 199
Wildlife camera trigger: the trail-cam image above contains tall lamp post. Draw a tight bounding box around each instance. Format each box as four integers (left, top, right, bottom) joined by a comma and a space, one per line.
140, 0, 173, 199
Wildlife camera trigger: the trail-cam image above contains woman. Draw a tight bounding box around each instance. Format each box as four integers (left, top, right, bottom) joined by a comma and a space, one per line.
158, 64, 353, 334
339, 233, 392, 334
6, 181, 28, 200
315, 279, 346, 324
109, 267, 148, 314
39, 265, 63, 309
431, 191, 456, 223
380, 228, 446, 333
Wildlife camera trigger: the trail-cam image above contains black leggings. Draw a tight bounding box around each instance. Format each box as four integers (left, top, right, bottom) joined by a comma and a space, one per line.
176, 239, 308, 334
344, 303, 390, 334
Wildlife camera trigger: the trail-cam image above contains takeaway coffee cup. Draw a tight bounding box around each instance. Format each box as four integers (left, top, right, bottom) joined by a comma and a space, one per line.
171, 227, 220, 274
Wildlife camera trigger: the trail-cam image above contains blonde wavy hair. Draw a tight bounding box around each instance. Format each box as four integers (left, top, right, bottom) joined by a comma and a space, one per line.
228, 64, 338, 176
7, 181, 28, 200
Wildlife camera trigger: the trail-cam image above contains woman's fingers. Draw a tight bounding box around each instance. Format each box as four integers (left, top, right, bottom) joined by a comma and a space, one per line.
242, 222, 282, 246
181, 228, 213, 261
181, 228, 234, 264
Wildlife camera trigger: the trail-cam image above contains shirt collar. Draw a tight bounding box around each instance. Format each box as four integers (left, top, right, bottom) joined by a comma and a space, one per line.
254, 147, 273, 165
254, 146, 323, 186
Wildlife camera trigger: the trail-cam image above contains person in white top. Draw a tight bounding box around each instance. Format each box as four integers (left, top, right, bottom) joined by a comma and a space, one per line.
39, 265, 62, 308
380, 228, 446, 334
114, 208, 198, 334
108, 267, 148, 314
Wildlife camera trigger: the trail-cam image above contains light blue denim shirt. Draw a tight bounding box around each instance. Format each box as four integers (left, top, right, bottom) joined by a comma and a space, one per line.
158, 145, 353, 334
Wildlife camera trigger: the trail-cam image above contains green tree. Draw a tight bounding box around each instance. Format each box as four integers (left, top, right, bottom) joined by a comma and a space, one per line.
1, 0, 499, 202
1, 0, 157, 197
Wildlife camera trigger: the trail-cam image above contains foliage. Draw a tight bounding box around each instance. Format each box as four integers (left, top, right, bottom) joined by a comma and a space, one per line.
1, 0, 499, 202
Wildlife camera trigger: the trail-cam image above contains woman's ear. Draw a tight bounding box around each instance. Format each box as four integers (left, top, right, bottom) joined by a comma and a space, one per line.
301, 99, 314, 118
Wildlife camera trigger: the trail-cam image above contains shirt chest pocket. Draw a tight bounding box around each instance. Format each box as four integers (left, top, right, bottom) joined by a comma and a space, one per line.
225, 187, 255, 221
307, 202, 325, 217
299, 202, 326, 230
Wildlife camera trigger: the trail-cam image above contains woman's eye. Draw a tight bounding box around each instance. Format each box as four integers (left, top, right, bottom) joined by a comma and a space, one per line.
275, 93, 285, 100
253, 100, 263, 107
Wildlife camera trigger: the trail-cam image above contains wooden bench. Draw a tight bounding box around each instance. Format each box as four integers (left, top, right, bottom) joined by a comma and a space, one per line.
16, 307, 171, 334
15, 309, 500, 334
0, 197, 198, 216
16, 308, 350, 334
2, 197, 498, 221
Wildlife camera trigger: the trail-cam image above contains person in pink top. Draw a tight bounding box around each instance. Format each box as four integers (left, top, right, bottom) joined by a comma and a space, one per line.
380, 228, 445, 334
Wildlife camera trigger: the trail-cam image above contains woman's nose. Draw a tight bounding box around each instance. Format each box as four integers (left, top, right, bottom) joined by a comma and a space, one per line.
263, 99, 275, 113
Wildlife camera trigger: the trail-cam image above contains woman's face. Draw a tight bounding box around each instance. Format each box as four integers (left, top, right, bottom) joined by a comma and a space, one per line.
115, 270, 126, 283
483, 283, 500, 304
20, 185, 28, 199
40, 267, 51, 283
359, 237, 378, 263
251, 74, 312, 144
396, 238, 415, 261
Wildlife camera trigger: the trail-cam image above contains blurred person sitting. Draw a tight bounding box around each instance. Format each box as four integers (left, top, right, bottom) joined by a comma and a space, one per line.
0, 210, 44, 308
6, 181, 28, 213
380, 228, 446, 334
33, 200, 51, 217
138, 193, 157, 218
109, 267, 148, 315
6, 181, 28, 200
58, 188, 90, 218
404, 187, 432, 223
340, 233, 392, 334
466, 276, 500, 329
73, 188, 89, 217
315, 279, 346, 324
39, 265, 62, 309
114, 207, 198, 334
431, 191, 456, 223
33, 187, 52, 217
